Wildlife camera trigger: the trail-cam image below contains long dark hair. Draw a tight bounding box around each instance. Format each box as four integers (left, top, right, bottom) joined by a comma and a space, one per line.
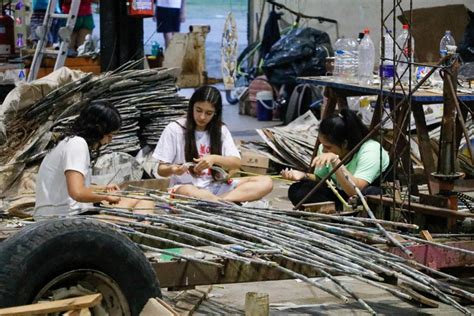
69, 101, 122, 148
319, 108, 369, 154
184, 86, 223, 179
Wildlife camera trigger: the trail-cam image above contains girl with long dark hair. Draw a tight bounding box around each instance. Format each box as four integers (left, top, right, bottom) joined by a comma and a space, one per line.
281, 108, 389, 209
34, 101, 154, 218
153, 86, 273, 202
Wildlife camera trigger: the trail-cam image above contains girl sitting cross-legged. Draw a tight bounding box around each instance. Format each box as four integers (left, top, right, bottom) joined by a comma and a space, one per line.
153, 85, 273, 203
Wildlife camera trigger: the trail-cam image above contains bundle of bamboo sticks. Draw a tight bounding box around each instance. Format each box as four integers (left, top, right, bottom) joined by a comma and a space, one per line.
91, 189, 474, 315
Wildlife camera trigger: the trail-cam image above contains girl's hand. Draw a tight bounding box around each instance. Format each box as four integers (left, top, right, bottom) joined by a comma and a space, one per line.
105, 184, 120, 192
193, 156, 215, 174
280, 168, 306, 181
172, 164, 189, 176
311, 153, 340, 169
105, 195, 121, 205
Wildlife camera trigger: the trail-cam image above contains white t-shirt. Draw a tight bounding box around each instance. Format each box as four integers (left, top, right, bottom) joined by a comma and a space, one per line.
34, 136, 92, 218
152, 118, 240, 188
156, 0, 182, 9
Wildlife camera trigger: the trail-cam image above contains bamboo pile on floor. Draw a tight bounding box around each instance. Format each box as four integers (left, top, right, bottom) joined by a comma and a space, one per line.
0, 62, 187, 195
93, 191, 474, 315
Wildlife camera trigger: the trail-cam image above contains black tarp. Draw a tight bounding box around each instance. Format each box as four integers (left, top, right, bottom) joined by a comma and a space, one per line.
262, 27, 333, 85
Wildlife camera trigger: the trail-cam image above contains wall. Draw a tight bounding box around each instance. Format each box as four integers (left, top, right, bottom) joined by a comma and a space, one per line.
249, 0, 474, 62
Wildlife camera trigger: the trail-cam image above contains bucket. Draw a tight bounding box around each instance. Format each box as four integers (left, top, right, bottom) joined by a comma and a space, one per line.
256, 91, 273, 121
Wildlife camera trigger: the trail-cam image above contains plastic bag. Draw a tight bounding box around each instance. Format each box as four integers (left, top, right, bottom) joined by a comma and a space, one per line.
262, 27, 333, 85
458, 10, 474, 63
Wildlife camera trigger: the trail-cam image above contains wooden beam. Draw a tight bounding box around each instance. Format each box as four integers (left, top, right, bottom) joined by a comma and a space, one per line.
303, 201, 336, 214
420, 230, 433, 241
0, 294, 102, 316
365, 195, 474, 218
412, 102, 437, 193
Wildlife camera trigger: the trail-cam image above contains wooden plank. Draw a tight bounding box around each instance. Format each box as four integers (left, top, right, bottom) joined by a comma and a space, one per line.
63, 308, 91, 316
419, 193, 449, 208
0, 294, 102, 316
365, 195, 474, 218
140, 298, 178, 316
298, 76, 474, 103
412, 102, 437, 194
174, 286, 212, 316
153, 256, 321, 289
303, 201, 336, 214
151, 239, 474, 289
420, 230, 433, 241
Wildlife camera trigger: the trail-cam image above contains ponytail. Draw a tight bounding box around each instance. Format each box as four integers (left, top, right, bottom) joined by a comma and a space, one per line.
319, 109, 369, 151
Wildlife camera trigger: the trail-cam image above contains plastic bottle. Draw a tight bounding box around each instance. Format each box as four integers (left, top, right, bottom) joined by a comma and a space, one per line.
347, 37, 359, 82
336, 37, 358, 81
380, 30, 395, 84
439, 30, 455, 57
358, 28, 375, 85
16, 32, 24, 49
333, 37, 344, 78
396, 24, 414, 85
151, 41, 160, 57
18, 69, 26, 82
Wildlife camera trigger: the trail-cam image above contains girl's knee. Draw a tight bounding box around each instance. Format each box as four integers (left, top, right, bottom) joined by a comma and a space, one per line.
175, 184, 195, 196
246, 175, 273, 194
259, 175, 273, 193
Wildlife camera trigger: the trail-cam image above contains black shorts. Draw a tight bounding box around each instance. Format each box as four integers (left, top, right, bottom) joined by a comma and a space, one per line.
155, 6, 181, 33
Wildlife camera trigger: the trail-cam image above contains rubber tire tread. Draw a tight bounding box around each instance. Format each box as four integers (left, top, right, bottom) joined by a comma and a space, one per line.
0, 217, 161, 315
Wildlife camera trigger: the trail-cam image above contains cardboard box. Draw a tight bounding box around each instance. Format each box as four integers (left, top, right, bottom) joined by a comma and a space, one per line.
240, 150, 270, 169
241, 165, 268, 175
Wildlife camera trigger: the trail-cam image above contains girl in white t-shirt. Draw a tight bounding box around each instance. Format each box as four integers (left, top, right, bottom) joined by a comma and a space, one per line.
153, 86, 273, 203
34, 102, 154, 218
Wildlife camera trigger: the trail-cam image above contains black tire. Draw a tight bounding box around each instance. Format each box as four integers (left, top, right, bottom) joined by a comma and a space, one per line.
0, 217, 161, 316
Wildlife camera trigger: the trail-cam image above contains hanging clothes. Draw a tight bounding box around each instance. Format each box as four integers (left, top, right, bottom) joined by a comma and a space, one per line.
259, 9, 282, 61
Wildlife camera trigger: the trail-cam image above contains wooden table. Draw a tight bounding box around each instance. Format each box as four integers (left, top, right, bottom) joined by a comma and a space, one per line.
299, 76, 474, 195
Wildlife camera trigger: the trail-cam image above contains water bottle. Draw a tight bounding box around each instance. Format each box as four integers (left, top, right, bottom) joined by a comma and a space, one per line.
396, 24, 415, 85
336, 37, 358, 81
358, 28, 375, 85
439, 30, 455, 57
333, 37, 344, 78
380, 30, 395, 84
335, 37, 358, 82
347, 37, 359, 82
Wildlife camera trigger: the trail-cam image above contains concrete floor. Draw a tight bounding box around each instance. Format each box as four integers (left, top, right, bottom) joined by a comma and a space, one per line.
163, 276, 473, 315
